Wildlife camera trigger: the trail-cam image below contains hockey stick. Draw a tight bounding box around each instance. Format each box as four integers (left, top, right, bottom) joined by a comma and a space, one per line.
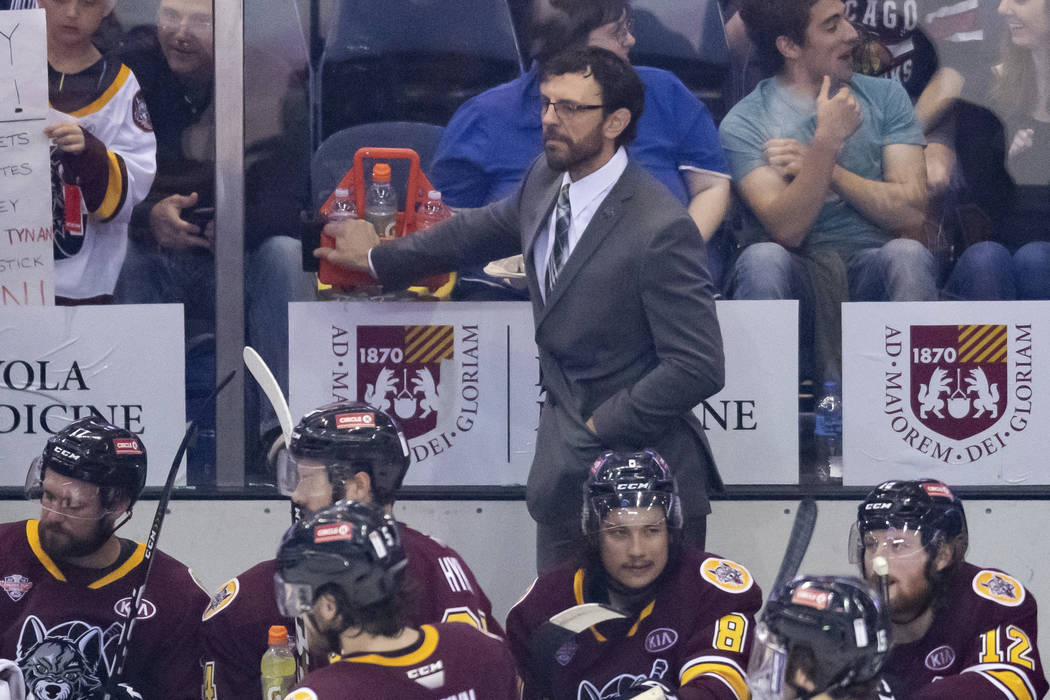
243, 346, 294, 449
242, 346, 309, 680
770, 497, 818, 593
103, 370, 236, 699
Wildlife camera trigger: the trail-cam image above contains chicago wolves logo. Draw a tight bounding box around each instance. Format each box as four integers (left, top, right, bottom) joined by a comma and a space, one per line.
1, 574, 32, 601
700, 557, 754, 593
16, 616, 142, 699
577, 659, 672, 700
911, 325, 1007, 440
972, 570, 1026, 607
357, 325, 453, 439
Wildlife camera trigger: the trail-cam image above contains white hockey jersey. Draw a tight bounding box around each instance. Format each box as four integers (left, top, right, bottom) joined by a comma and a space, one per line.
50, 57, 156, 299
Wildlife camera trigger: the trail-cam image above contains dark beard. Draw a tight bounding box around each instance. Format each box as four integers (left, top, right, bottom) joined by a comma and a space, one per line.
38, 519, 110, 561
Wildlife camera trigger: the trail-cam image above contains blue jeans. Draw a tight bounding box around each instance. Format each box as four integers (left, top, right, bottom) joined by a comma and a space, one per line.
942, 240, 1050, 300
726, 239, 937, 301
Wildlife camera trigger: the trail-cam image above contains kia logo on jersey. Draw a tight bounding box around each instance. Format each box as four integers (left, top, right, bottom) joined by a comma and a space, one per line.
644, 628, 679, 653
113, 596, 157, 620
924, 645, 955, 671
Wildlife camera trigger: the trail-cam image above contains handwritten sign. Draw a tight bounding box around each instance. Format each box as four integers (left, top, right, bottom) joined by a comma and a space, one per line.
0, 9, 54, 306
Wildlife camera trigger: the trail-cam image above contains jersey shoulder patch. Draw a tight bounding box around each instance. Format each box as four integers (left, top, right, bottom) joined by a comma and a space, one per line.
284, 690, 318, 700
971, 569, 1026, 607
202, 577, 240, 621
699, 557, 754, 594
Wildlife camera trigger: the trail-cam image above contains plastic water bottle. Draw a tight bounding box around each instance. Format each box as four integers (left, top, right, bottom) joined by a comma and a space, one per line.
365, 163, 398, 240
327, 186, 357, 221
416, 190, 451, 230
260, 625, 296, 700
814, 380, 843, 481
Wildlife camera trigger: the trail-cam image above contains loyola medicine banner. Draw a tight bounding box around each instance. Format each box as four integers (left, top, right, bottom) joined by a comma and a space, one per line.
289, 300, 800, 487
0, 305, 185, 486
843, 302, 1049, 486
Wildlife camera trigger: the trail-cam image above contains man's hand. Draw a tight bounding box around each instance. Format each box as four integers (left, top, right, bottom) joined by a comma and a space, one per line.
764, 138, 808, 180
44, 122, 86, 154
814, 75, 861, 149
1009, 128, 1034, 160
150, 192, 212, 252
313, 219, 380, 272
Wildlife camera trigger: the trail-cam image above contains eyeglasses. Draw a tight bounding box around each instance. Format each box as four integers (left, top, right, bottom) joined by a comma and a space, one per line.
157, 9, 213, 33
540, 97, 605, 120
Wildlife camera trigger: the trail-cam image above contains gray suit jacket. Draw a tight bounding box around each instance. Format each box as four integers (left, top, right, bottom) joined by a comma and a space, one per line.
372, 156, 725, 524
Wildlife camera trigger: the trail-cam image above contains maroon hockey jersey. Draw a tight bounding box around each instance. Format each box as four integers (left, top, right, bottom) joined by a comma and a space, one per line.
0, 519, 208, 700
201, 523, 501, 700
507, 547, 761, 700
283, 623, 519, 700
883, 561, 1048, 700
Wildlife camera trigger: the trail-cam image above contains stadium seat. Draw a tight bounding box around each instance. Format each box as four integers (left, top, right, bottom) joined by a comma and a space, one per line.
629, 0, 732, 120
317, 0, 524, 139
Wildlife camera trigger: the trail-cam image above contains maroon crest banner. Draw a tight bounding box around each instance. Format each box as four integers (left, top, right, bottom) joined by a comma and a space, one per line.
910, 325, 1008, 441
356, 325, 453, 439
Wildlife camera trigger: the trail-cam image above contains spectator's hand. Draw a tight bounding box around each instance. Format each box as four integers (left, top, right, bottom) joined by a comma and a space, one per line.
764, 138, 808, 180
314, 219, 380, 272
44, 122, 86, 154
814, 75, 861, 148
1009, 128, 1034, 160
150, 192, 212, 253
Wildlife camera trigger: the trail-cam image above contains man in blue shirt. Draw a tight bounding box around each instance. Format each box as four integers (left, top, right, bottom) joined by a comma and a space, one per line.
719, 0, 935, 305
430, 0, 731, 298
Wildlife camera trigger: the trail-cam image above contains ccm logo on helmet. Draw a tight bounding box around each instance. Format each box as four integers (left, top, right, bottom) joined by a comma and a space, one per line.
113, 438, 142, 455
336, 412, 375, 429
619, 483, 648, 490
865, 503, 893, 510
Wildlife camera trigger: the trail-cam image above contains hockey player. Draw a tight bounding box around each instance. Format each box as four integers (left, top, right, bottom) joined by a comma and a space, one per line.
201, 401, 500, 699
274, 500, 519, 699
852, 479, 1048, 699
749, 576, 896, 700
39, 0, 156, 303
0, 418, 208, 700
507, 449, 762, 700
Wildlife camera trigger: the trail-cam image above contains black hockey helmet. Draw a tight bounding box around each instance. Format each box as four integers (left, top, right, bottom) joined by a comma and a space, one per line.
26, 417, 147, 508
281, 402, 410, 505
274, 500, 407, 616
749, 576, 891, 700
850, 479, 967, 565
581, 449, 682, 535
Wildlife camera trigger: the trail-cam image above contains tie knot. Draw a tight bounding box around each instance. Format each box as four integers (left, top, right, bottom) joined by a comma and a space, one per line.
559, 183, 570, 206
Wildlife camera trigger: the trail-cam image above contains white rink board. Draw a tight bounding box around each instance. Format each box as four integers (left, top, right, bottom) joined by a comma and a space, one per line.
843, 301, 1050, 486
290, 300, 800, 486
701, 300, 799, 484
0, 304, 186, 486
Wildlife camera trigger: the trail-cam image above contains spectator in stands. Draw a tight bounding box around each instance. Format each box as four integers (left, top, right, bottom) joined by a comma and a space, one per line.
113, 0, 312, 465
200, 401, 500, 699
720, 0, 934, 380
41, 0, 156, 304
429, 0, 731, 298
507, 450, 760, 699
852, 479, 1048, 698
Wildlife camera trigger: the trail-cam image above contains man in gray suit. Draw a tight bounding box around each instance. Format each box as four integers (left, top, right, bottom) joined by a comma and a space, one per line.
316, 47, 725, 572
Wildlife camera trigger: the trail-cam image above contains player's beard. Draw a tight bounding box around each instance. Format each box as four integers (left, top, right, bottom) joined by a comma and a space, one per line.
542, 123, 604, 173
38, 517, 111, 561
887, 577, 937, 625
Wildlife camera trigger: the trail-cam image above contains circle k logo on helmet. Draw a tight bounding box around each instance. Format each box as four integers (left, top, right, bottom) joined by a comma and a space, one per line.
336, 412, 375, 429
112, 438, 143, 455
314, 523, 354, 543
790, 587, 830, 610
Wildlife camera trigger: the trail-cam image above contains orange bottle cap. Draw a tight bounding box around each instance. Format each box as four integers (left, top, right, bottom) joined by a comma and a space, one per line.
268, 625, 289, 645
372, 163, 391, 182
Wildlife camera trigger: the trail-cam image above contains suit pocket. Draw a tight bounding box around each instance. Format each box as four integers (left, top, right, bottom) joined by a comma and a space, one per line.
526, 401, 603, 523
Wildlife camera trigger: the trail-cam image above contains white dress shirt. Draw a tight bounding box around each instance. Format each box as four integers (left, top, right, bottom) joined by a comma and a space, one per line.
533, 146, 629, 303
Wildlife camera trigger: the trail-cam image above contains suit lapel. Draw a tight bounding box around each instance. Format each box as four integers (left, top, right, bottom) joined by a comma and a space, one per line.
539, 165, 636, 317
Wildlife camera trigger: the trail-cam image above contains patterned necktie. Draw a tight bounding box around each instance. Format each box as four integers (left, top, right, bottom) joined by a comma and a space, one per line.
544, 183, 571, 298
